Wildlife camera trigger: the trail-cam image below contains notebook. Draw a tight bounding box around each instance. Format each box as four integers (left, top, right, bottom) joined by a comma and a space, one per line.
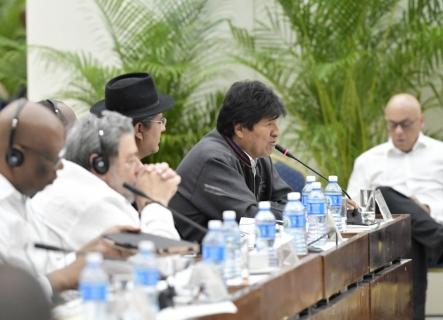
104, 232, 199, 255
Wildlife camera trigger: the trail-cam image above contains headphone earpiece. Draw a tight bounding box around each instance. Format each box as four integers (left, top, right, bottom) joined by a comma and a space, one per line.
91, 155, 109, 175
5, 148, 25, 167
6, 99, 27, 167
91, 128, 109, 174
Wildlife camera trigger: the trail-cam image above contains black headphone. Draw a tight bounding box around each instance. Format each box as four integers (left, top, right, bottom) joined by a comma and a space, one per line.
46, 99, 60, 115
91, 128, 109, 174
5, 99, 27, 167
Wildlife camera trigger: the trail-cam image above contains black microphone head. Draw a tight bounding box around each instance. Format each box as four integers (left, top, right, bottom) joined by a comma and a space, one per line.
275, 144, 286, 154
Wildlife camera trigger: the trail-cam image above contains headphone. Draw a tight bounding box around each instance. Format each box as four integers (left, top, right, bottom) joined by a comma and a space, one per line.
46, 99, 60, 115
91, 128, 109, 174
5, 99, 27, 167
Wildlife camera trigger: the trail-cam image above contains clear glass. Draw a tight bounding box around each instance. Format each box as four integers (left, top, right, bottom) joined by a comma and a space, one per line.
360, 189, 375, 224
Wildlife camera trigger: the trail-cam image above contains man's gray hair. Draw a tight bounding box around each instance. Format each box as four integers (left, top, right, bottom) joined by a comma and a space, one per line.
65, 111, 134, 170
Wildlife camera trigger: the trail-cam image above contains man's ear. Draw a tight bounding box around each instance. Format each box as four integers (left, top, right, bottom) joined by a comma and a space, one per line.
233, 123, 245, 139
134, 122, 144, 140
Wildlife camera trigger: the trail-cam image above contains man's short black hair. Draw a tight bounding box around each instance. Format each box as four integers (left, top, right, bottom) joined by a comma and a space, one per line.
216, 80, 286, 138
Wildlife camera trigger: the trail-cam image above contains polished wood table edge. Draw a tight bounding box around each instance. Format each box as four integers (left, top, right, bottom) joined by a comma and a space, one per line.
199, 216, 411, 320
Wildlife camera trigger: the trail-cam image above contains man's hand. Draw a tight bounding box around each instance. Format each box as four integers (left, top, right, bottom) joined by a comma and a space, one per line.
48, 225, 140, 293
135, 162, 181, 208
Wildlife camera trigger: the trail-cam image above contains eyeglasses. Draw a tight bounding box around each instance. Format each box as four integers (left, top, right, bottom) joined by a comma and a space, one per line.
149, 117, 167, 126
20, 145, 65, 167
386, 118, 418, 131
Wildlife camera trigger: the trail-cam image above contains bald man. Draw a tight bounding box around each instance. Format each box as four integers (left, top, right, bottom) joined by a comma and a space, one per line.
348, 93, 443, 221
347, 93, 443, 320
0, 99, 132, 295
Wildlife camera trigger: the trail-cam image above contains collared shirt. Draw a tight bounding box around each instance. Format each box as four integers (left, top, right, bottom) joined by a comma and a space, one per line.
30, 160, 180, 250
0, 173, 67, 296
244, 151, 258, 177
347, 133, 443, 223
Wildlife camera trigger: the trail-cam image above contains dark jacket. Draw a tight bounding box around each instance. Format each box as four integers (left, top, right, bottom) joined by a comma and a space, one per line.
169, 129, 292, 242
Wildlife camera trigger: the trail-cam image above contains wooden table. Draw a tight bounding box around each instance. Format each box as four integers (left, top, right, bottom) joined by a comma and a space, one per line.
201, 215, 412, 320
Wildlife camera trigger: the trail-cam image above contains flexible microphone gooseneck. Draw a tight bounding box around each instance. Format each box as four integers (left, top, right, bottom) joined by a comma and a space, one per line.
34, 242, 73, 254
275, 144, 353, 200
123, 183, 208, 234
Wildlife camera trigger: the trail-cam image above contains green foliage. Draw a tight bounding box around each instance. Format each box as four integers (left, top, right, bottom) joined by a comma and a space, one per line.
0, 0, 26, 99
37, 0, 228, 168
230, 0, 443, 186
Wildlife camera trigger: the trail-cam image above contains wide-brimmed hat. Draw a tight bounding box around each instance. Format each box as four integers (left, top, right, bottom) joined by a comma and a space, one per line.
90, 72, 174, 120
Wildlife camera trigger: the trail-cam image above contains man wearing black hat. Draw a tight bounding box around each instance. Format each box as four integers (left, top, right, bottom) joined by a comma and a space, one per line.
91, 72, 174, 159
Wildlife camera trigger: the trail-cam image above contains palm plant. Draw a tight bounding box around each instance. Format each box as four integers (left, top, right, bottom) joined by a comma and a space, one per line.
0, 0, 26, 103
36, 0, 229, 167
230, 0, 443, 186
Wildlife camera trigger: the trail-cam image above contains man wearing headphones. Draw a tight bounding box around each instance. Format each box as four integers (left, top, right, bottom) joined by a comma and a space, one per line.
30, 111, 180, 250
0, 99, 133, 294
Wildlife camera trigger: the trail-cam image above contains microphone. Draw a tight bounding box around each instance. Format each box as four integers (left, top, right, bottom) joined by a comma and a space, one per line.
123, 183, 208, 234
275, 144, 352, 200
34, 242, 73, 254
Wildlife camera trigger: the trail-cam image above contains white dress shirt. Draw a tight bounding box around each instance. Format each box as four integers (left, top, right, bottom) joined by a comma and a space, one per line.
0, 173, 69, 295
30, 160, 180, 251
347, 133, 443, 223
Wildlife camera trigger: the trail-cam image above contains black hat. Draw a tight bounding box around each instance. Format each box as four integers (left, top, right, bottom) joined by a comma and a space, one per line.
90, 72, 174, 120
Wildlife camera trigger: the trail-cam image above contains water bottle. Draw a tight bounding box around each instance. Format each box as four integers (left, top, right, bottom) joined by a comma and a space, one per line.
283, 192, 307, 255
202, 220, 226, 276
79, 252, 108, 320
255, 201, 277, 267
307, 182, 328, 247
223, 210, 242, 282
132, 241, 160, 312
301, 175, 316, 207
324, 175, 343, 232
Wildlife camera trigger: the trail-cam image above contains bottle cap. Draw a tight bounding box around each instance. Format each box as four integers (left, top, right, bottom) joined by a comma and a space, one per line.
208, 220, 223, 229
223, 210, 236, 220
258, 201, 271, 209
328, 175, 338, 182
138, 240, 155, 252
306, 176, 316, 182
86, 252, 103, 264
287, 192, 300, 200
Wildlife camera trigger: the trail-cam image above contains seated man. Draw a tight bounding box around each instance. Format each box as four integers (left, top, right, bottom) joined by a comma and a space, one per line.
347, 93, 443, 320
31, 111, 180, 250
0, 100, 130, 294
170, 80, 292, 242
91, 72, 173, 159
348, 93, 443, 222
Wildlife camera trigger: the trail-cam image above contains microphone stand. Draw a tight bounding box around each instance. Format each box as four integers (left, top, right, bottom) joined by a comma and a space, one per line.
275, 144, 353, 199
123, 183, 208, 234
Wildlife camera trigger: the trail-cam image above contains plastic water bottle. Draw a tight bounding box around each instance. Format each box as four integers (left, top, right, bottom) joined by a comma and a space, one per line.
202, 220, 226, 276
132, 241, 160, 312
283, 192, 307, 255
255, 201, 277, 267
79, 252, 108, 320
302, 176, 316, 208
324, 175, 343, 232
307, 182, 328, 247
223, 210, 242, 282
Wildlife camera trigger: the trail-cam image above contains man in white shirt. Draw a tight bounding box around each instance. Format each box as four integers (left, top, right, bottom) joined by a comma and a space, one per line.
31, 111, 181, 250
0, 100, 131, 294
347, 93, 443, 320
347, 93, 443, 222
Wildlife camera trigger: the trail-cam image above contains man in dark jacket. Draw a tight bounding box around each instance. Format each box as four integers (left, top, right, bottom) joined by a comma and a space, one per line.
170, 80, 292, 242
